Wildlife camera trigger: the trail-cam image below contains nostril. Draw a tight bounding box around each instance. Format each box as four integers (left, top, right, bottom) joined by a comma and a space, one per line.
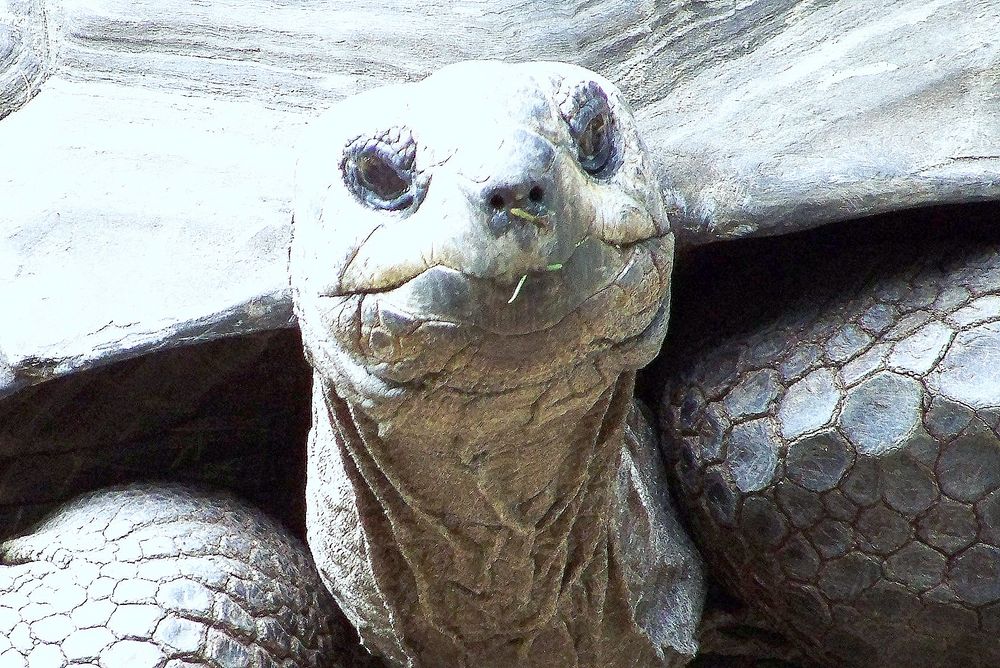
486, 181, 546, 211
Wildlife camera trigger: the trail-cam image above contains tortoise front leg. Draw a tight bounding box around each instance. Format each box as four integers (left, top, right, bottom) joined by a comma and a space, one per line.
0, 483, 379, 668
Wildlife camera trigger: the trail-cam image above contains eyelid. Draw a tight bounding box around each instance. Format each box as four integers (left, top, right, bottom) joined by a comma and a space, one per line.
557, 80, 610, 123
357, 142, 411, 176
345, 128, 417, 169
569, 96, 610, 138
342, 131, 419, 211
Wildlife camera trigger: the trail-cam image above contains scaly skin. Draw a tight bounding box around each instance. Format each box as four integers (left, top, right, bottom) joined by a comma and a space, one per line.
291, 61, 704, 667
0, 484, 373, 668
661, 215, 1000, 667
0, 333, 379, 668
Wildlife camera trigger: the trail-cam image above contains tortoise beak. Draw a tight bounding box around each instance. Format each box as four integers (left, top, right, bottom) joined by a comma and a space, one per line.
364, 235, 641, 336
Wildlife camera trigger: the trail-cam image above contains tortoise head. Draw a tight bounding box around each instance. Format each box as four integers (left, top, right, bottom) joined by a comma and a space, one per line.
291, 61, 673, 394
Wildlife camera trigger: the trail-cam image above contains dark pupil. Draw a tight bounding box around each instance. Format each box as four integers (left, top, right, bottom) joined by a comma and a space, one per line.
578, 113, 610, 173
357, 153, 408, 201
580, 115, 606, 158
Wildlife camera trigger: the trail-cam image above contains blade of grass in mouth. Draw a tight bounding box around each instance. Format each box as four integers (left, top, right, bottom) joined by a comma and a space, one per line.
507, 274, 528, 304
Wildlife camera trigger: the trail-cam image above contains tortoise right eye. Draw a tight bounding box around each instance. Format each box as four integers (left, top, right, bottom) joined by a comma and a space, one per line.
343, 130, 418, 211
573, 105, 613, 176
355, 150, 411, 206
560, 80, 619, 180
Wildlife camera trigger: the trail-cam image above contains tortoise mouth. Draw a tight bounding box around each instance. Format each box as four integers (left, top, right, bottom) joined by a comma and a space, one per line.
319, 233, 669, 336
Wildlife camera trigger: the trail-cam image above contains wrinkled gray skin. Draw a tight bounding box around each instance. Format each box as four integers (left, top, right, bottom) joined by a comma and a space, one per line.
290, 61, 704, 667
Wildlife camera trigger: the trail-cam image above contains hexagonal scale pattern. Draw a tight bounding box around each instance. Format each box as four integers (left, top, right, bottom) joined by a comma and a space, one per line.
662, 226, 1000, 667
0, 484, 380, 668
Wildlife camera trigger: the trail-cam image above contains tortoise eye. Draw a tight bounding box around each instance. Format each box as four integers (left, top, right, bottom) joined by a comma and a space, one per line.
356, 151, 410, 204
343, 129, 418, 211
573, 105, 613, 175
561, 82, 618, 179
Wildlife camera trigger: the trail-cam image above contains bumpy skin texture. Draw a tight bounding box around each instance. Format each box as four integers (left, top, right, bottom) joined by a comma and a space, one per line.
661, 217, 1000, 667
0, 331, 380, 667
291, 61, 704, 667
0, 484, 374, 668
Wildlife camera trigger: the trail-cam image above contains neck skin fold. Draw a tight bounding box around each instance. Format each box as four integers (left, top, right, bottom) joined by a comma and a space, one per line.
307, 357, 637, 665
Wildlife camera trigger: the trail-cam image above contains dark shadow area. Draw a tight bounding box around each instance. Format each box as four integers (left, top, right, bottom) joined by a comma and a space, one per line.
639, 199, 1000, 666
0, 327, 384, 664
0, 328, 313, 540
638, 199, 1000, 406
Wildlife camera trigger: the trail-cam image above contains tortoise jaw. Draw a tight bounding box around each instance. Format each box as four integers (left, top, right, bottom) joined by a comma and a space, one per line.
299, 233, 670, 394
320, 234, 665, 336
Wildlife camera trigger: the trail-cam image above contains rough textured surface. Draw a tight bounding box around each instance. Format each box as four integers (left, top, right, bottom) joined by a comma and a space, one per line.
2, 2, 999, 661
3, 0, 997, 395
0, 0, 49, 120
0, 484, 377, 667
643, 0, 1000, 244
658, 204, 1000, 667
291, 61, 703, 666
0, 329, 385, 664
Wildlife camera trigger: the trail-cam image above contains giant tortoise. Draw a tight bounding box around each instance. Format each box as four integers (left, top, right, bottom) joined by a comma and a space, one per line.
3, 1, 1000, 667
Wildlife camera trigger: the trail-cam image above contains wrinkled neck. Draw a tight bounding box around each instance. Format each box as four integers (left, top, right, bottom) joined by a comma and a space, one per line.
312, 363, 636, 660
328, 364, 633, 534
